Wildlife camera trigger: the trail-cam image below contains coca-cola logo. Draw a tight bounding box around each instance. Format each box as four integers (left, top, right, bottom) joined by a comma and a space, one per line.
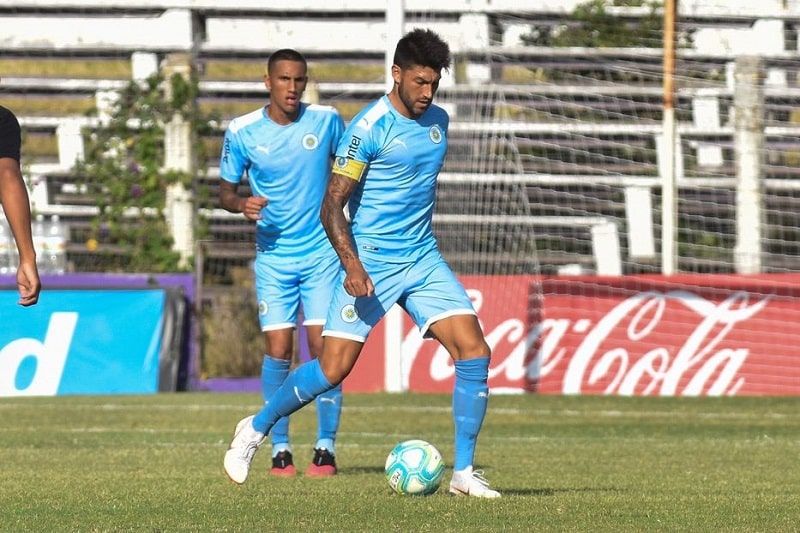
535, 290, 769, 396
400, 285, 774, 397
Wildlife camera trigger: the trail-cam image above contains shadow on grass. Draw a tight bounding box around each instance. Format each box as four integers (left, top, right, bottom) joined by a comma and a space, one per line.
341, 466, 622, 497
501, 486, 623, 497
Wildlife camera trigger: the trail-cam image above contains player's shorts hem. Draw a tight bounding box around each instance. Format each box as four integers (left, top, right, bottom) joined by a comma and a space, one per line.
321, 330, 367, 343
302, 318, 326, 327
261, 322, 297, 332
420, 309, 477, 339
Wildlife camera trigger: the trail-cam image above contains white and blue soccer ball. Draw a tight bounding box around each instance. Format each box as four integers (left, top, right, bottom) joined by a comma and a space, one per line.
385, 439, 445, 496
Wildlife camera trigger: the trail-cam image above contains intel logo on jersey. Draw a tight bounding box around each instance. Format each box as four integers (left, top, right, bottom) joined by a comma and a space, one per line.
346, 136, 362, 158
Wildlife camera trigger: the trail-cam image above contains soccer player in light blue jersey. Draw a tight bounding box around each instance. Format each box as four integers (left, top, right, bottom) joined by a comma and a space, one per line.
224, 30, 500, 498
219, 49, 344, 478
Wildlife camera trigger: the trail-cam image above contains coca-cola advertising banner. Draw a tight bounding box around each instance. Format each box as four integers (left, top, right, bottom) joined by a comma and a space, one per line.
343, 274, 800, 396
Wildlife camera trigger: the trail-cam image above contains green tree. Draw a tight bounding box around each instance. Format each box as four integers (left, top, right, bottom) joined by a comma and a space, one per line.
75, 71, 217, 272
523, 0, 664, 48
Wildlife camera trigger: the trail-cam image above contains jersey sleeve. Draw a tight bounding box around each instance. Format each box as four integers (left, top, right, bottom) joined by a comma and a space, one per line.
0, 106, 22, 162
330, 112, 345, 158
332, 116, 377, 182
219, 126, 247, 184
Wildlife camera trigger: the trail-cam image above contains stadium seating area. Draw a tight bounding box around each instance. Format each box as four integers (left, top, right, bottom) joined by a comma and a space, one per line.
4, 0, 800, 278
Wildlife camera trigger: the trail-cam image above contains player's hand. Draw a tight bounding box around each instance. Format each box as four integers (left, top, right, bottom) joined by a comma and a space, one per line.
241, 196, 268, 221
343, 263, 374, 298
16, 260, 41, 306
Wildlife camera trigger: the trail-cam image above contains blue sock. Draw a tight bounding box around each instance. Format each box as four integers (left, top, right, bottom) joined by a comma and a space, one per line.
261, 355, 291, 450
314, 382, 342, 455
452, 357, 490, 471
253, 359, 332, 434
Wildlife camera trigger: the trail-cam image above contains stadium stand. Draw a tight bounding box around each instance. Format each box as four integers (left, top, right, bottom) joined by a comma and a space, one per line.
3, 0, 800, 276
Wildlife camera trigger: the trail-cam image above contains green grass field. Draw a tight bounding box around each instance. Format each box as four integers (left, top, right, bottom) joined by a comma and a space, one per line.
1, 392, 799, 532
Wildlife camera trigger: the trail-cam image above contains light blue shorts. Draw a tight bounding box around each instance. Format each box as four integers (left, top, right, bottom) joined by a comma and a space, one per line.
322, 247, 476, 342
254, 247, 340, 331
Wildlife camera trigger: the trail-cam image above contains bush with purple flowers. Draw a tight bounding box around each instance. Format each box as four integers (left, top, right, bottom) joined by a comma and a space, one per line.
75, 70, 217, 272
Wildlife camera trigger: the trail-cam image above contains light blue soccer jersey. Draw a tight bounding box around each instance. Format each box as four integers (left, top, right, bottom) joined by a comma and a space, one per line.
332, 95, 449, 261
220, 103, 344, 258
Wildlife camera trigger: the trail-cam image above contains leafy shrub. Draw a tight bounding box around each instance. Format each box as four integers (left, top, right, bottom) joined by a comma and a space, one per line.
75, 70, 217, 272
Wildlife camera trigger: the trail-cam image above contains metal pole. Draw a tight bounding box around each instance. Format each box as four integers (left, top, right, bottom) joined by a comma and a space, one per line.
661, 0, 678, 275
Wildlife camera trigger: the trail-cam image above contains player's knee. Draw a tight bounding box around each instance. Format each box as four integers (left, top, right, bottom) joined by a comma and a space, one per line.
452, 338, 491, 361
317, 357, 349, 385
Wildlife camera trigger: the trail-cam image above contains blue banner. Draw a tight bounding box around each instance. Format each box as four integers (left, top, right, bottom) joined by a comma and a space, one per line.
0, 289, 165, 396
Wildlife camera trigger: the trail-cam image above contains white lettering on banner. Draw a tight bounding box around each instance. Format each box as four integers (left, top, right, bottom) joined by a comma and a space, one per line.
552, 291, 767, 396
0, 312, 78, 396
399, 288, 530, 386
394, 286, 766, 396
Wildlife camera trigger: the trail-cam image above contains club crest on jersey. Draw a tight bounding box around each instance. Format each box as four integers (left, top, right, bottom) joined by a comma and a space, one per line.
429, 125, 443, 144
302, 133, 319, 150
258, 300, 269, 316
340, 304, 359, 323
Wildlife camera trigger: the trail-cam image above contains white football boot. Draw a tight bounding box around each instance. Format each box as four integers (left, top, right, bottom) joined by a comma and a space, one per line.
448, 466, 501, 498
223, 415, 265, 484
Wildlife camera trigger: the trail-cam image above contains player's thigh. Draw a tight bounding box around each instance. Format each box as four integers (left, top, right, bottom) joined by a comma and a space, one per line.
318, 334, 364, 384
324, 258, 406, 342
254, 253, 301, 331
299, 248, 339, 325
402, 252, 477, 338
426, 313, 490, 361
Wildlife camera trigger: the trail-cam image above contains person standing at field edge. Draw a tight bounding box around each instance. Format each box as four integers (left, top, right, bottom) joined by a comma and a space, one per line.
0, 79, 41, 307
218, 49, 345, 477
224, 29, 500, 498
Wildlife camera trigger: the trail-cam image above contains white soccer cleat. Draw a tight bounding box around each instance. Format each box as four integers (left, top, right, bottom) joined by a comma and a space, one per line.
448, 466, 501, 498
223, 415, 265, 484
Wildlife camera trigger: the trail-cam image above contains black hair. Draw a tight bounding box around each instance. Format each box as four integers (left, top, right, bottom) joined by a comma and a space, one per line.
267, 49, 307, 72
392, 28, 452, 73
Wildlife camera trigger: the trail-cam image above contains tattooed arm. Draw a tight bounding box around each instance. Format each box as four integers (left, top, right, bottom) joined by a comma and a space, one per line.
320, 172, 374, 297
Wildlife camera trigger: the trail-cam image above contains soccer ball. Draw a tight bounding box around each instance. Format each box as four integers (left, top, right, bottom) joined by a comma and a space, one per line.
385, 439, 445, 496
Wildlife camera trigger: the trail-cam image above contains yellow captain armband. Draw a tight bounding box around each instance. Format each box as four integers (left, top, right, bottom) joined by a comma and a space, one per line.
333, 156, 367, 181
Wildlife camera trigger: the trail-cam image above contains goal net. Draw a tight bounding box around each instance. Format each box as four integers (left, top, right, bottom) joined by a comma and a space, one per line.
474, 1, 800, 395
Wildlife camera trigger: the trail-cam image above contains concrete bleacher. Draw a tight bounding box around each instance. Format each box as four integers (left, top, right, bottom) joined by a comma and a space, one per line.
5, 0, 800, 275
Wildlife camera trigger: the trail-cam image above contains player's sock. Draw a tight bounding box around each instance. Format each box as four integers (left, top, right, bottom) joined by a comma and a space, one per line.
452, 356, 490, 471
314, 382, 342, 455
261, 355, 291, 448
253, 359, 332, 433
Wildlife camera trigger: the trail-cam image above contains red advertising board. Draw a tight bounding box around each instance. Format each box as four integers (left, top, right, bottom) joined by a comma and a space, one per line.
344, 274, 800, 396
535, 274, 800, 396
345, 275, 538, 394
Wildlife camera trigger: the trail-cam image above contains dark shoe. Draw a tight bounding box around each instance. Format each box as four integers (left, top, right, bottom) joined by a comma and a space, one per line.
305, 448, 337, 477
270, 450, 297, 477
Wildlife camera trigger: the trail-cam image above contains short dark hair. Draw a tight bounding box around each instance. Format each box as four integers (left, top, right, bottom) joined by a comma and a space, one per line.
267, 48, 307, 72
393, 28, 451, 73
